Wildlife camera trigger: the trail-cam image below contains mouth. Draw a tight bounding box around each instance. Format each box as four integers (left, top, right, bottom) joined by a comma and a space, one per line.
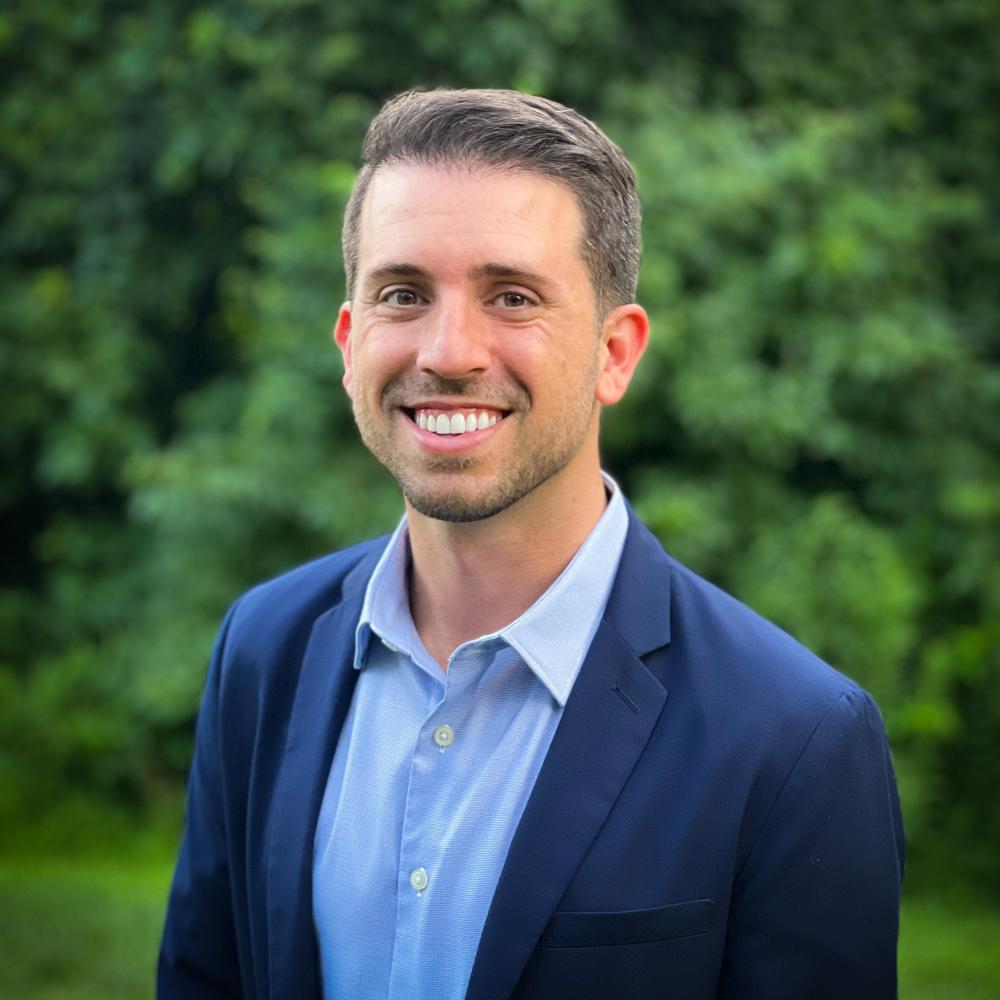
402, 405, 510, 437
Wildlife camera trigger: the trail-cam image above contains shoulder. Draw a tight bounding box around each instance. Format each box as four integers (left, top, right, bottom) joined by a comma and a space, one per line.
218, 535, 389, 666
235, 536, 386, 622
641, 533, 899, 861
665, 553, 862, 708
200, 535, 388, 739
620, 514, 873, 735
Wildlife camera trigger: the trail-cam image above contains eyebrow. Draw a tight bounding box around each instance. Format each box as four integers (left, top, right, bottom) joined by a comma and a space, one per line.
361, 261, 557, 296
362, 263, 432, 289
471, 263, 556, 294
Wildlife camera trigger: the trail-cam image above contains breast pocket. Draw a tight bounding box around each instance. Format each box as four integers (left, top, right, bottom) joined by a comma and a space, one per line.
542, 898, 714, 949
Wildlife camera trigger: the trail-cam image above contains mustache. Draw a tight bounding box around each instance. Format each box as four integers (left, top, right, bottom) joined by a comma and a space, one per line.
381, 373, 529, 410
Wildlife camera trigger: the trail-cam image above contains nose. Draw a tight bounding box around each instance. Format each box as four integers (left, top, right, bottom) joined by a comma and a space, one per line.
415, 295, 492, 379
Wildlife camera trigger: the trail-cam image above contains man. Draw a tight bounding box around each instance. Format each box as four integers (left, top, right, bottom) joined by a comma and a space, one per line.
159, 89, 905, 999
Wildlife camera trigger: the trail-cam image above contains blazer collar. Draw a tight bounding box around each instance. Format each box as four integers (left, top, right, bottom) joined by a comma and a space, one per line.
602, 504, 673, 656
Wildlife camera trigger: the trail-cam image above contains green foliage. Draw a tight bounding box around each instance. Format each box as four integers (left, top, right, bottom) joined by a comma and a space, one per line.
2, 0, 998, 895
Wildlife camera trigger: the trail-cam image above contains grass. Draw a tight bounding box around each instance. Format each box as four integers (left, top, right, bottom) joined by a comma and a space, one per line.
899, 896, 1000, 999
0, 858, 171, 1000
0, 855, 998, 999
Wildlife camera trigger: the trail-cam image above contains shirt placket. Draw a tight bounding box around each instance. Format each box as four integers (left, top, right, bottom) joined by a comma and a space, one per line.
387, 648, 482, 998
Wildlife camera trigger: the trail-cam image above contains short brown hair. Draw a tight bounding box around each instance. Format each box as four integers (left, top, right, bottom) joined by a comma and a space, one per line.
342, 88, 641, 314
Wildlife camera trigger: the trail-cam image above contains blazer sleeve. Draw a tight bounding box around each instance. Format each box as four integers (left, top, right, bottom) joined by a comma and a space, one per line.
158, 601, 246, 999
717, 687, 906, 1000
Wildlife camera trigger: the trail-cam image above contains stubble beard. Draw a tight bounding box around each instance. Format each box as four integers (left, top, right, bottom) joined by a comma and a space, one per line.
352, 366, 600, 524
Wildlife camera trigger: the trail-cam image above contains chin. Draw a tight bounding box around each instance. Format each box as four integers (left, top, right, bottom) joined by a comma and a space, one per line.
402, 486, 519, 524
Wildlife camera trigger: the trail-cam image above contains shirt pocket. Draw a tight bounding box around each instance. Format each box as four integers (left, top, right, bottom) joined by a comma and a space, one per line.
542, 898, 714, 949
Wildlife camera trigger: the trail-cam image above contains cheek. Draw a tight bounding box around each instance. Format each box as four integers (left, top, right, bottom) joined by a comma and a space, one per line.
499, 324, 562, 374
504, 337, 598, 405
354, 330, 413, 386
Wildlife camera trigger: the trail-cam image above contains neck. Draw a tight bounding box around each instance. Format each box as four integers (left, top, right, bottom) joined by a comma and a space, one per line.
406, 463, 608, 670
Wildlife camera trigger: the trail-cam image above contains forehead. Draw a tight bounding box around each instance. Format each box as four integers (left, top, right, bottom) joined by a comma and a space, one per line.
356, 162, 589, 284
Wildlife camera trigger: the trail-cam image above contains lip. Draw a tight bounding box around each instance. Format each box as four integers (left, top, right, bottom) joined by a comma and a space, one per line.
404, 399, 508, 412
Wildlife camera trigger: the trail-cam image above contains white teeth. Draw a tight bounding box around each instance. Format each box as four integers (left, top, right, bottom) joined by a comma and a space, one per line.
417, 410, 503, 434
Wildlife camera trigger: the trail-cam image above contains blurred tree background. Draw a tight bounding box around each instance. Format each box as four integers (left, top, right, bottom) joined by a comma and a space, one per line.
2, 0, 998, 921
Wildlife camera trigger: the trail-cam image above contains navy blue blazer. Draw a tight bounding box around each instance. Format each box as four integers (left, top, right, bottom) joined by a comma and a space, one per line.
159, 511, 904, 999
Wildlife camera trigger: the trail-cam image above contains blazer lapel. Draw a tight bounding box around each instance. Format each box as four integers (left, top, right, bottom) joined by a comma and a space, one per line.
265, 547, 382, 999
466, 513, 674, 1000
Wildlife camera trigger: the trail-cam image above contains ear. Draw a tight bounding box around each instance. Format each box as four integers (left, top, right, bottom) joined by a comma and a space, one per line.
596, 303, 650, 406
333, 302, 354, 397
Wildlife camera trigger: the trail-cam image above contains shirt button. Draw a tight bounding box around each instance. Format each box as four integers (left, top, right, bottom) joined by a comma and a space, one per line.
409, 867, 429, 892
433, 724, 455, 748
382, 638, 399, 653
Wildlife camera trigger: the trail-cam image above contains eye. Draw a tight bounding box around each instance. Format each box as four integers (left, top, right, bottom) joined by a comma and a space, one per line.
381, 288, 423, 307
494, 291, 534, 309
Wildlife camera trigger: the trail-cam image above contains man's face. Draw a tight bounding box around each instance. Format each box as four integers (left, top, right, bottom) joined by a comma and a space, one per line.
335, 162, 608, 523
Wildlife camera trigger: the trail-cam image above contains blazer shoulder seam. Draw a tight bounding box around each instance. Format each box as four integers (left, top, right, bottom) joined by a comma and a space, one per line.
734, 688, 859, 880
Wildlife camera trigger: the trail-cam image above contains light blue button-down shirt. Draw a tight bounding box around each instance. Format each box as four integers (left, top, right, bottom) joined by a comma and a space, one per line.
312, 476, 629, 1000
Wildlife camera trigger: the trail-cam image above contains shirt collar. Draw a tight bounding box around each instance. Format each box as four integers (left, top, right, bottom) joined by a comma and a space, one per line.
353, 473, 629, 706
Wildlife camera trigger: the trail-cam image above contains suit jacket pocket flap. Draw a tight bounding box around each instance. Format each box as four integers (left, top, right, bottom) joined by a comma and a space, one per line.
543, 898, 714, 948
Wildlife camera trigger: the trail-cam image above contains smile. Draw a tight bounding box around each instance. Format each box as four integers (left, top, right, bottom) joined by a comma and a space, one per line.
410, 408, 506, 436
